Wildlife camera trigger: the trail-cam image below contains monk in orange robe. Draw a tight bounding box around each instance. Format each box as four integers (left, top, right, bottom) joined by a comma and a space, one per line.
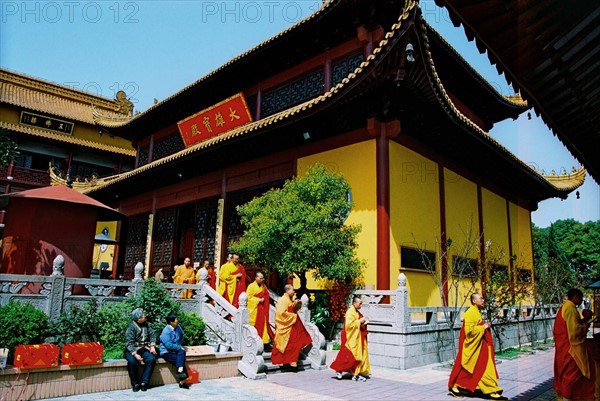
246, 272, 274, 344
271, 284, 312, 367
218, 254, 242, 304
173, 257, 196, 299
448, 293, 506, 400
553, 288, 595, 401
331, 296, 370, 381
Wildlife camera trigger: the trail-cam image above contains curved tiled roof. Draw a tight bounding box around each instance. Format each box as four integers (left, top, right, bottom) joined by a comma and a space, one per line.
94, 0, 342, 128
425, 23, 527, 110
87, 0, 583, 199
0, 121, 136, 156
413, 12, 585, 196
86, 0, 421, 193
434, 0, 600, 184
540, 167, 586, 192
0, 68, 131, 124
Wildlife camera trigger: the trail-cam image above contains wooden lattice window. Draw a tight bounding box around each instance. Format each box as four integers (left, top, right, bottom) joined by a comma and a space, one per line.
124, 214, 150, 278
151, 208, 177, 275
332, 52, 364, 87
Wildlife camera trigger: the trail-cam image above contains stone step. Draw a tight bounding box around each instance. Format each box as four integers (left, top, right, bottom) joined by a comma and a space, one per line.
264, 359, 312, 372
262, 351, 312, 374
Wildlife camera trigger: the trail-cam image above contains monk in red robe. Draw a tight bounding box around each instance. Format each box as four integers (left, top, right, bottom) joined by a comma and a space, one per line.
246, 272, 274, 344
448, 293, 507, 400
331, 296, 370, 381
271, 284, 312, 367
553, 288, 595, 401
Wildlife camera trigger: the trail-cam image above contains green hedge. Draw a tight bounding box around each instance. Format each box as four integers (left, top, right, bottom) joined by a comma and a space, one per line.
1, 279, 207, 362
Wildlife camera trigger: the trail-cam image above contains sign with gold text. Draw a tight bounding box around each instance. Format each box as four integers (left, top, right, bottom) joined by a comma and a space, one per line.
20, 111, 74, 135
177, 93, 253, 147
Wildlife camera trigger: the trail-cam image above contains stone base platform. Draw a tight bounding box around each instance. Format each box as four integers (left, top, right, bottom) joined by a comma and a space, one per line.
0, 352, 242, 400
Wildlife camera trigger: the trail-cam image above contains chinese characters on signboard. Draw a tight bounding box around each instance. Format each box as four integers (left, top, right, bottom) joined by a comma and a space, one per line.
177, 93, 253, 147
20, 111, 74, 135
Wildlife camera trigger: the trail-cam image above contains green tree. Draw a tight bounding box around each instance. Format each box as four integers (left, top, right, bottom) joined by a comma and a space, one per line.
0, 128, 19, 167
230, 164, 364, 293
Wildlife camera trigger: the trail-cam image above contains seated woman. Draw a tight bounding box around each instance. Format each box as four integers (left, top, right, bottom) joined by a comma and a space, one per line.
159, 313, 190, 389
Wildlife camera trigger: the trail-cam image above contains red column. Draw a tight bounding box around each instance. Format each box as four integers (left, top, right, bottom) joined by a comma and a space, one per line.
368, 118, 400, 291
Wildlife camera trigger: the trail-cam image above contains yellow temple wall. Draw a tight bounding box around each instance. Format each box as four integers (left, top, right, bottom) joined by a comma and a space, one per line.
509, 202, 535, 303
389, 142, 441, 307
443, 167, 481, 307
481, 188, 510, 267
296, 140, 377, 289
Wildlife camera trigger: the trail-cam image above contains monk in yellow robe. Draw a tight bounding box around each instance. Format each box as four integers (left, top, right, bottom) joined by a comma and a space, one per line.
330, 296, 370, 381
218, 254, 242, 305
553, 288, 595, 401
173, 257, 196, 299
271, 284, 312, 367
246, 272, 274, 344
448, 293, 506, 400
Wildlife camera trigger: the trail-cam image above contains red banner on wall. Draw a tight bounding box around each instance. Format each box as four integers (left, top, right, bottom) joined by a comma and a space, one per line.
177, 93, 253, 147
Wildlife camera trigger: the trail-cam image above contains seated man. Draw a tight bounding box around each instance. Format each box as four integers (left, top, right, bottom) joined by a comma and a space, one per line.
159, 313, 190, 389
124, 308, 157, 392
271, 284, 312, 367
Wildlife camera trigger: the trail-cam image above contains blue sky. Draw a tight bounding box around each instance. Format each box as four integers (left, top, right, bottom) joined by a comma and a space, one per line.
1, 0, 598, 227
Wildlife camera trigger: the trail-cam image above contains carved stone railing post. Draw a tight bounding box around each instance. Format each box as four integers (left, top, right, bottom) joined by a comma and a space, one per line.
47, 266, 68, 323
195, 267, 209, 315
298, 293, 327, 369
235, 292, 266, 379
394, 273, 409, 329
130, 262, 145, 296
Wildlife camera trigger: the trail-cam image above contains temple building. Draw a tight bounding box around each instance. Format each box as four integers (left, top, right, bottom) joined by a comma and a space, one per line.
0, 68, 136, 275
83, 0, 584, 304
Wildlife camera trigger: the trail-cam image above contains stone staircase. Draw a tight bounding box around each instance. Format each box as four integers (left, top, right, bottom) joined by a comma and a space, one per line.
262, 350, 313, 374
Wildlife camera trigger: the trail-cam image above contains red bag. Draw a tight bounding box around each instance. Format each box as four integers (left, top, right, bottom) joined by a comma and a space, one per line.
185, 368, 200, 384
61, 342, 104, 366
14, 344, 60, 369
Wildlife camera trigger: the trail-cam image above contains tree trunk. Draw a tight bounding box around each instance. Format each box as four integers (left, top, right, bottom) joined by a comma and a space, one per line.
298, 271, 308, 298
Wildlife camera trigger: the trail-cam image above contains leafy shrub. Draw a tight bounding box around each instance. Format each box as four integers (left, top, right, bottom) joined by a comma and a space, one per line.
97, 301, 131, 359
178, 312, 207, 346
126, 278, 182, 335
52, 300, 101, 345
0, 301, 49, 364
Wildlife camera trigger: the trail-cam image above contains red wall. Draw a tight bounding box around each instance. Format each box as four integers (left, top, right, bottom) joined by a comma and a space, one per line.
1, 198, 97, 278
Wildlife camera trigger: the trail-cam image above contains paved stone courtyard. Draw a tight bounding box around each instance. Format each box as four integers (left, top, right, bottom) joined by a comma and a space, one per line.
40, 348, 556, 401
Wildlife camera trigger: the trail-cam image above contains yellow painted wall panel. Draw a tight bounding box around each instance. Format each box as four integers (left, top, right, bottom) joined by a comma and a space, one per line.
481, 188, 510, 267
443, 168, 482, 306
389, 142, 440, 305
297, 140, 377, 289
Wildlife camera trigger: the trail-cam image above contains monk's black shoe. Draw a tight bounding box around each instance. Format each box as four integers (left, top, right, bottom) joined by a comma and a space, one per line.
449, 388, 463, 398
132, 384, 141, 392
